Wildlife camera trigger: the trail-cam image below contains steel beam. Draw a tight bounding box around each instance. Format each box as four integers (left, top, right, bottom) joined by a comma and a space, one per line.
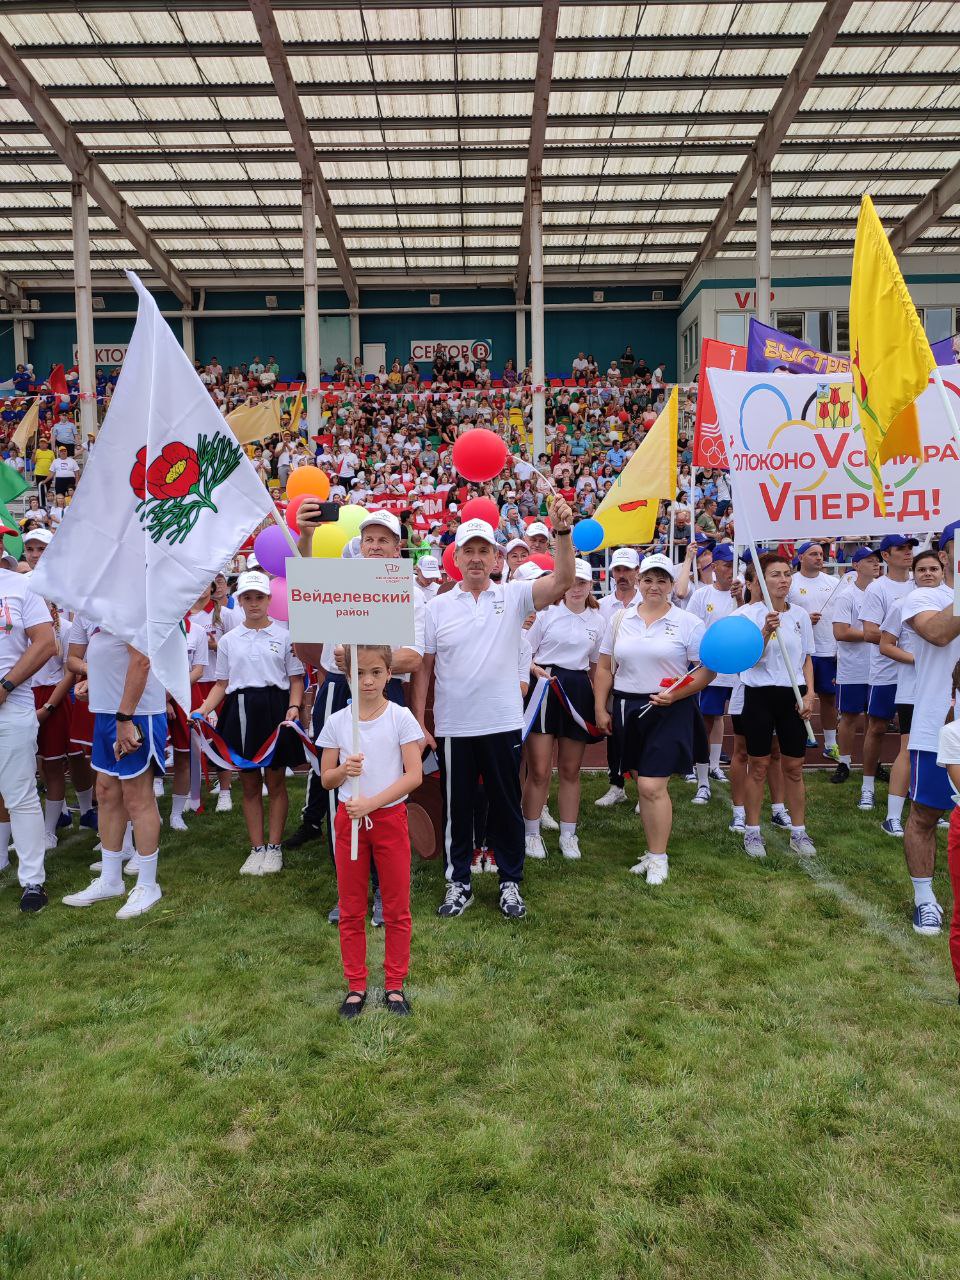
684, 0, 854, 284
515, 0, 560, 303
889, 159, 960, 255
0, 34, 192, 304
247, 0, 358, 307
71, 183, 98, 439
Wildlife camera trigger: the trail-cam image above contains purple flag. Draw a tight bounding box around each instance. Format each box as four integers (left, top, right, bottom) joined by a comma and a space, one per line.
932, 334, 958, 366
746, 319, 851, 376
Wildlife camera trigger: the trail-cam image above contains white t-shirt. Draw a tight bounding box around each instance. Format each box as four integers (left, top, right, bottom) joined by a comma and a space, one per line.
879, 597, 918, 705
525, 603, 603, 670
903, 583, 958, 754
739, 601, 814, 689
599, 603, 703, 694
188, 605, 240, 683
70, 618, 167, 716
859, 575, 913, 687
425, 578, 535, 737
788, 570, 839, 657
686, 582, 739, 689
0, 570, 52, 711
936, 717, 960, 803
317, 700, 423, 808
833, 582, 871, 684
50, 457, 80, 481
215, 621, 304, 693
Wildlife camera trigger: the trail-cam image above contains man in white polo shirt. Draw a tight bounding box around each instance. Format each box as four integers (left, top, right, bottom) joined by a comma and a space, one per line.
595, 547, 641, 806
524, 521, 551, 556
412, 497, 574, 920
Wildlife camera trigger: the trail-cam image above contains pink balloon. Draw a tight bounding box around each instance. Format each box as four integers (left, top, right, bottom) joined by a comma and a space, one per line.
267, 577, 288, 623
253, 525, 293, 578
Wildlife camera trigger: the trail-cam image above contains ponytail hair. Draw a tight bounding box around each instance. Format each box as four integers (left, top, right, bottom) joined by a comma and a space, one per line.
948, 659, 960, 725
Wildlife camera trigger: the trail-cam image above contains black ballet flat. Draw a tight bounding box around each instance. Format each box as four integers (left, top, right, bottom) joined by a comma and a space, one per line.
338, 990, 367, 1019
384, 989, 411, 1016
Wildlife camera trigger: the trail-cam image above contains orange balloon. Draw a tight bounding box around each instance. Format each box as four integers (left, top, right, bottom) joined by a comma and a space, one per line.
286, 466, 331, 502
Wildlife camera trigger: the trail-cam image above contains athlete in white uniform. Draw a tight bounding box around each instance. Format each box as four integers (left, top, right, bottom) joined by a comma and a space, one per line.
685, 544, 737, 803
788, 541, 840, 762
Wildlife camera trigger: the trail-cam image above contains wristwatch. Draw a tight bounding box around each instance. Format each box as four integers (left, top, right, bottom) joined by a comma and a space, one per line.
115, 711, 134, 722
0, 678, 16, 693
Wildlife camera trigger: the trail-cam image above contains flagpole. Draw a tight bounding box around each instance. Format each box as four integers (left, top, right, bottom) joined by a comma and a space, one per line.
268, 502, 303, 558
350, 642, 360, 861
689, 470, 698, 585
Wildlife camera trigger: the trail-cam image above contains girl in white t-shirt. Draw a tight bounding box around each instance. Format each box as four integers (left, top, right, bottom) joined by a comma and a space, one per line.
319, 645, 423, 1019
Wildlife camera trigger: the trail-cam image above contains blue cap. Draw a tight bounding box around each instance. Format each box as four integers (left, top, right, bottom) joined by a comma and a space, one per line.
878, 534, 918, 552
939, 521, 960, 549
795, 541, 818, 557
852, 546, 880, 564
712, 544, 734, 563
696, 544, 714, 559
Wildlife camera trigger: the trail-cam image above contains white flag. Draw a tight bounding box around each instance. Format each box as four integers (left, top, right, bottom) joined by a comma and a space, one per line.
32, 272, 275, 710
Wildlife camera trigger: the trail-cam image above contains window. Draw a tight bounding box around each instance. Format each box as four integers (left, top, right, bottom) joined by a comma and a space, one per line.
681, 319, 700, 374
805, 311, 833, 351
925, 307, 954, 343
773, 311, 804, 339
717, 312, 749, 345
835, 310, 849, 353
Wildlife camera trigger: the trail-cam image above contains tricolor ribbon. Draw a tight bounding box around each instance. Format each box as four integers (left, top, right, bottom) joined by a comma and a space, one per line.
521, 674, 603, 742
190, 714, 320, 774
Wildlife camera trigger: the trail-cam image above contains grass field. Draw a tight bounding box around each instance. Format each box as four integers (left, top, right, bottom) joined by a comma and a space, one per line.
2, 772, 959, 1280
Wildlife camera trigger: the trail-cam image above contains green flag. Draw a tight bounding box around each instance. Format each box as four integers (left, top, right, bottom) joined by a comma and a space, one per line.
0, 501, 23, 560
0, 459, 28, 505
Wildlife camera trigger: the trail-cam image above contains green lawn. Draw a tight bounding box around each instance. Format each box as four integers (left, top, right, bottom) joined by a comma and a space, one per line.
2, 773, 959, 1280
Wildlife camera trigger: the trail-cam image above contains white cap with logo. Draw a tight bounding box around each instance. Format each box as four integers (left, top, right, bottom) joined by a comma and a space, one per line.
418, 555, 442, 579
237, 570, 271, 595
359, 510, 402, 539
513, 561, 547, 581
639, 552, 677, 580
22, 528, 53, 546
610, 548, 640, 570
574, 558, 593, 582
526, 521, 551, 539
454, 518, 497, 548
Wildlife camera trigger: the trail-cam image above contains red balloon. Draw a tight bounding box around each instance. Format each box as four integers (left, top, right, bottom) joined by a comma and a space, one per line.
285, 493, 310, 533
461, 496, 500, 527
451, 429, 508, 483
530, 552, 555, 571
442, 542, 463, 582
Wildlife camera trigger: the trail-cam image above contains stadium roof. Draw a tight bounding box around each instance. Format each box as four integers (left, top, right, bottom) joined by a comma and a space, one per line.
0, 0, 957, 295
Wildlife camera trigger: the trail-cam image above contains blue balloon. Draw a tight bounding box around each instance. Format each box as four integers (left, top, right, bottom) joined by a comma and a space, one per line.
572, 518, 604, 553
699, 615, 765, 675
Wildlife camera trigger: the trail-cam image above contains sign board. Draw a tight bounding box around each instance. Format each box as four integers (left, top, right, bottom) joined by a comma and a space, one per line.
709, 368, 960, 540
286, 557, 416, 645
410, 338, 492, 363
72, 343, 129, 367
364, 484, 452, 531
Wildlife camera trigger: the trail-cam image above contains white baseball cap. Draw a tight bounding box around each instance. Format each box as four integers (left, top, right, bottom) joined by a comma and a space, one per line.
245, 550, 260, 569
574, 558, 593, 582
418, 555, 442, 579
455, 518, 497, 548
359, 510, 402, 539
236, 570, 271, 595
22, 528, 53, 545
639, 552, 677, 580
513, 561, 547, 581
503, 537, 528, 554
526, 521, 551, 539
610, 548, 640, 570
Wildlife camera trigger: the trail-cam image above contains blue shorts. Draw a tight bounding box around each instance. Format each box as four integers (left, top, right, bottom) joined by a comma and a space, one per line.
837, 682, 868, 716
92, 712, 168, 779
811, 656, 837, 697
698, 684, 732, 717
909, 749, 953, 812
867, 684, 897, 721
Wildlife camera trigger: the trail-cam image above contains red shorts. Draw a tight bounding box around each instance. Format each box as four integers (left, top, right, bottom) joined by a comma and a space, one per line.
69, 695, 94, 753
169, 703, 190, 752
34, 685, 72, 760
192, 679, 214, 710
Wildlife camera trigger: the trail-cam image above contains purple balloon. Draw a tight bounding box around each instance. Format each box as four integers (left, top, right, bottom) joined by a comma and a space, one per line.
253, 525, 293, 578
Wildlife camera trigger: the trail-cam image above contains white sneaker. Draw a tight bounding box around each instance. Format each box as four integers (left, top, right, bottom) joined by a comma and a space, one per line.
89, 859, 102, 871
744, 831, 767, 859
789, 832, 817, 857
684, 771, 697, 783
169, 813, 188, 832
691, 785, 711, 805
728, 813, 746, 834
240, 846, 265, 875
595, 785, 627, 807
644, 853, 669, 885
44, 830, 58, 850
182, 798, 198, 814
540, 805, 559, 831
116, 883, 162, 919
559, 833, 582, 860
629, 854, 651, 876
153, 778, 164, 798
259, 844, 283, 874
62, 875, 125, 907
858, 791, 874, 811
524, 833, 547, 860
123, 854, 143, 876
708, 765, 726, 782
215, 790, 233, 813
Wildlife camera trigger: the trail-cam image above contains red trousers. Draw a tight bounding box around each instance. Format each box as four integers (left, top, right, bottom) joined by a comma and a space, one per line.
948, 808, 960, 989
333, 801, 412, 990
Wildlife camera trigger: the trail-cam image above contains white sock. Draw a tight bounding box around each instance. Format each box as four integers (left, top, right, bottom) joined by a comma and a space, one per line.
771, 802, 787, 816
171, 793, 188, 819
695, 762, 709, 786
76, 787, 94, 812
861, 776, 875, 798
745, 825, 761, 836
911, 876, 937, 908
839, 754, 852, 766
122, 821, 135, 853
136, 850, 158, 890
709, 743, 722, 768
101, 849, 125, 892
43, 798, 62, 835
887, 794, 906, 821
732, 805, 745, 820
824, 729, 837, 749
791, 825, 806, 837
0, 820, 10, 863
559, 821, 576, 838
524, 817, 540, 837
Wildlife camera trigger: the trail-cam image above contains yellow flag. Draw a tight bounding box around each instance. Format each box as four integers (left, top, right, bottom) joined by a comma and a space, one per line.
850, 194, 935, 513
10, 397, 39, 451
594, 386, 677, 547
226, 397, 282, 446
287, 385, 304, 430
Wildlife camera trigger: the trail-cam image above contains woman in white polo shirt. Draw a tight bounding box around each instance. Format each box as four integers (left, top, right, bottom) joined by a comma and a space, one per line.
522, 558, 604, 862
593, 552, 715, 886
739, 553, 816, 860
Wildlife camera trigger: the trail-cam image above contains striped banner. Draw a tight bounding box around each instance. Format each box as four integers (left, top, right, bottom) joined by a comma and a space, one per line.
191, 714, 320, 774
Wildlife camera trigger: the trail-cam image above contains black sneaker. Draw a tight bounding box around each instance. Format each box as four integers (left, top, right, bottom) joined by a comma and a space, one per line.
874, 764, 891, 784
437, 882, 473, 918
830, 762, 850, 784
283, 822, 323, 851
719, 752, 731, 766
498, 880, 527, 919
20, 884, 48, 913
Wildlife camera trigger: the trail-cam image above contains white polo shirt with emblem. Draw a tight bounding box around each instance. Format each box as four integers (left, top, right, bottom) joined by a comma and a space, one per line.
424, 578, 535, 737
599, 602, 704, 694
0, 569, 52, 712
215, 621, 304, 693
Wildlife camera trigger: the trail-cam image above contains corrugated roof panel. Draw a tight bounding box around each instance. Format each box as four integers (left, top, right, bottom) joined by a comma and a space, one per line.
276, 8, 365, 43
299, 94, 380, 120
458, 52, 538, 82
289, 54, 375, 85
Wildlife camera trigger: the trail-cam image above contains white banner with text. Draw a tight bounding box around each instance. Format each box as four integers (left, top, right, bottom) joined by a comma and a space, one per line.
286, 557, 416, 646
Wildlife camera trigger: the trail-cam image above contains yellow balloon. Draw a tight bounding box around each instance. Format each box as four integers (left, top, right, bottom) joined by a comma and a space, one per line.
336, 504, 368, 536
311, 521, 352, 558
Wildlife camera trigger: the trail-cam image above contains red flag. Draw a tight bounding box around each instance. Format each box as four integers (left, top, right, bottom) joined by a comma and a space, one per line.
48, 363, 68, 395
692, 339, 747, 470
